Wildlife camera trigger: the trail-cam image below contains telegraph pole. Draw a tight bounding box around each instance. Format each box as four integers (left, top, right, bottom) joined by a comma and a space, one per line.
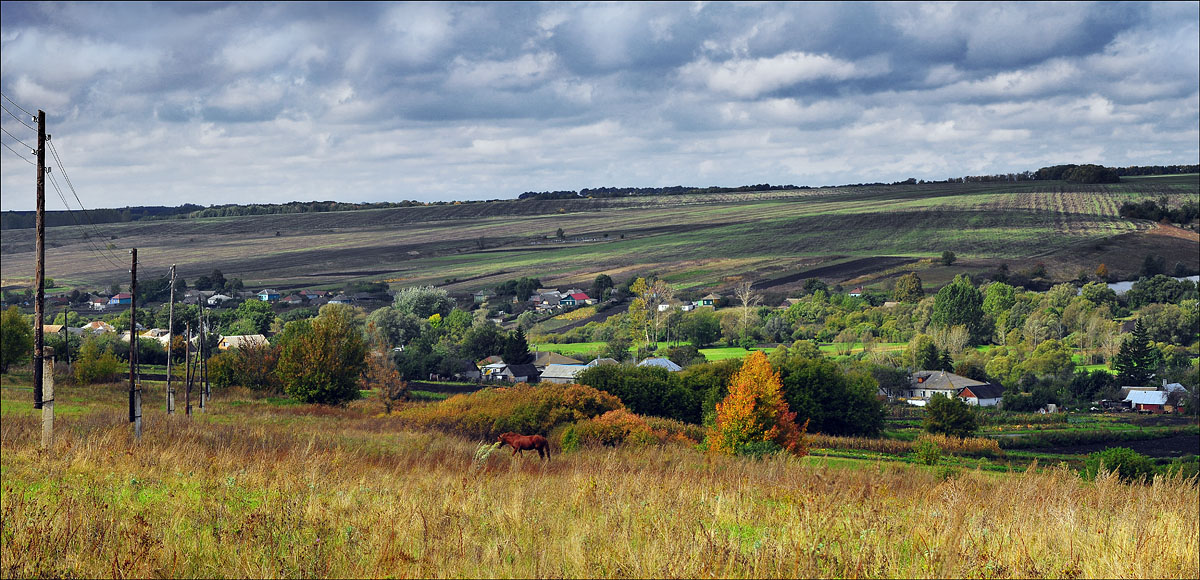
166, 264, 176, 415
129, 248, 141, 439
33, 110, 46, 410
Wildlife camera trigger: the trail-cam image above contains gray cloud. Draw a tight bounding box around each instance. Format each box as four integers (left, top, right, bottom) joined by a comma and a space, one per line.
1, 1, 1196, 211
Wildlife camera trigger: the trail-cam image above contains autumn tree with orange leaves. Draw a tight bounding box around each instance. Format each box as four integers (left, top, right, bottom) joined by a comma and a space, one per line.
707, 351, 808, 457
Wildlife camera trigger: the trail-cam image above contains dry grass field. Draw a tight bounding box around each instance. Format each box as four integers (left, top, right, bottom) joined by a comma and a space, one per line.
2, 177, 1197, 295
2, 378, 1198, 579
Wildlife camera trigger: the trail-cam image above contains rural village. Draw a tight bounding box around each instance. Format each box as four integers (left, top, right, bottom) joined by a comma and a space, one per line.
2, 2, 1198, 579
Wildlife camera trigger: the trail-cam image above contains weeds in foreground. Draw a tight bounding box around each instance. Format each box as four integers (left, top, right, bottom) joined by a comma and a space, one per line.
1, 382, 1198, 579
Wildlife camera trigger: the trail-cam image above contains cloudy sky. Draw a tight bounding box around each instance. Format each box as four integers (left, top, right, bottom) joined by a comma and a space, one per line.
1, 1, 1197, 211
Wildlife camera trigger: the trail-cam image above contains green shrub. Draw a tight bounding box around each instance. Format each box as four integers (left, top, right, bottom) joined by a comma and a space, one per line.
73, 337, 121, 384
1082, 447, 1157, 482
735, 440, 784, 460
560, 425, 581, 453
913, 439, 942, 465
1162, 456, 1199, 482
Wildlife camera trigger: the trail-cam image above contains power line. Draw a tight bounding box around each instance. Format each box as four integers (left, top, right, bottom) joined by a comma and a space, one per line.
0, 103, 37, 132
1, 139, 35, 165
46, 139, 127, 267
0, 91, 36, 119
47, 172, 126, 271
1, 125, 35, 151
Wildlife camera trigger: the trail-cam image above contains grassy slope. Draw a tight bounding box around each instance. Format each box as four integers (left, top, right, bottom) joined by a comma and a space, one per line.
2, 378, 1198, 578
3, 177, 1196, 293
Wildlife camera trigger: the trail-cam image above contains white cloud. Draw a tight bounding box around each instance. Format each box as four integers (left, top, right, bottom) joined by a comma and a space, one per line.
679, 51, 890, 99
446, 52, 559, 90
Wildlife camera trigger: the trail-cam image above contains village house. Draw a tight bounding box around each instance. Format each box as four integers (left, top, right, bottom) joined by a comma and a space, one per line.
957, 383, 1005, 407
107, 292, 133, 306
530, 351, 584, 370
81, 320, 115, 334
257, 289, 281, 302
540, 364, 588, 384
89, 296, 109, 311
903, 371, 988, 406
700, 293, 722, 307
218, 334, 267, 350
207, 293, 234, 306
638, 357, 683, 372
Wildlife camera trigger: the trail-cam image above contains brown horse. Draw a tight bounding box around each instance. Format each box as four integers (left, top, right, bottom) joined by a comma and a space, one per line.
497, 432, 551, 460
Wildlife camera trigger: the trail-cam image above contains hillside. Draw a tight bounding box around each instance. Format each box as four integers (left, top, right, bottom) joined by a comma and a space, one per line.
1, 176, 1197, 295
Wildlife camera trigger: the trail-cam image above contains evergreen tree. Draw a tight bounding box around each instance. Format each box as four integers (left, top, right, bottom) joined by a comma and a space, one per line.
1112, 320, 1159, 386
502, 327, 533, 365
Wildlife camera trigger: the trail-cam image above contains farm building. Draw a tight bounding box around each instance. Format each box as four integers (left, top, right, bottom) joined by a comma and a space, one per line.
958, 383, 1005, 407
1124, 390, 1169, 413
540, 364, 588, 384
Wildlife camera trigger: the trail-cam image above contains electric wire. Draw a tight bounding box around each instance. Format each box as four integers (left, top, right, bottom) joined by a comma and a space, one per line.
47, 171, 126, 271
47, 139, 127, 266
0, 103, 37, 132
0, 91, 35, 119
1, 126, 35, 151
1, 139, 35, 165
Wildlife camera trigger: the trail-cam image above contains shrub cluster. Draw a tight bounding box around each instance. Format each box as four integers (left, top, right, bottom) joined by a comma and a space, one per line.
807, 432, 1003, 458
392, 382, 623, 440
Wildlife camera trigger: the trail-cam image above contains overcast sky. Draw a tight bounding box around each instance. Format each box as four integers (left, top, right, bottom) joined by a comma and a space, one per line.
1, 1, 1197, 211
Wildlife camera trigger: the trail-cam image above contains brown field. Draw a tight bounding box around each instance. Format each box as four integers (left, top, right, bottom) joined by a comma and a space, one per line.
2, 177, 1197, 295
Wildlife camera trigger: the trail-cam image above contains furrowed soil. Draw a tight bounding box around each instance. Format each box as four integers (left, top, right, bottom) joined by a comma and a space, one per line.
2, 177, 1196, 293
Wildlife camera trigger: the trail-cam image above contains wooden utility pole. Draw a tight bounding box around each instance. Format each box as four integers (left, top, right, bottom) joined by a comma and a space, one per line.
33, 110, 46, 410
166, 265, 176, 415
198, 308, 206, 413
129, 248, 141, 439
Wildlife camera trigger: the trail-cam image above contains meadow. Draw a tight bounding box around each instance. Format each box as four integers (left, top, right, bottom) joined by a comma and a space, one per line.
2, 376, 1198, 579
3, 176, 1196, 296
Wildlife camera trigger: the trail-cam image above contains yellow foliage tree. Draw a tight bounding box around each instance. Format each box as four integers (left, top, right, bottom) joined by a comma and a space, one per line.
708, 351, 808, 456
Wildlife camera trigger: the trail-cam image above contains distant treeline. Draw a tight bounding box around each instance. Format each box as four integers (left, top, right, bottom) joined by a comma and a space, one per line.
0, 204, 204, 230
517, 183, 801, 200
4, 163, 1196, 229
1, 199, 440, 229
938, 164, 1199, 185
1119, 198, 1200, 223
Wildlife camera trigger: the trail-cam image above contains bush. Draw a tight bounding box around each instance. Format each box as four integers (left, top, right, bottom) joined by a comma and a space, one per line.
73, 336, 121, 384
1162, 456, 1199, 482
1, 306, 33, 372
277, 304, 368, 405
923, 394, 978, 438
913, 439, 942, 465
1082, 447, 1157, 482
207, 339, 281, 392
392, 382, 623, 440
574, 409, 658, 447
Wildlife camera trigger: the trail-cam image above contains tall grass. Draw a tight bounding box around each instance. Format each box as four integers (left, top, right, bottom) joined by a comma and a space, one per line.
2, 381, 1198, 578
